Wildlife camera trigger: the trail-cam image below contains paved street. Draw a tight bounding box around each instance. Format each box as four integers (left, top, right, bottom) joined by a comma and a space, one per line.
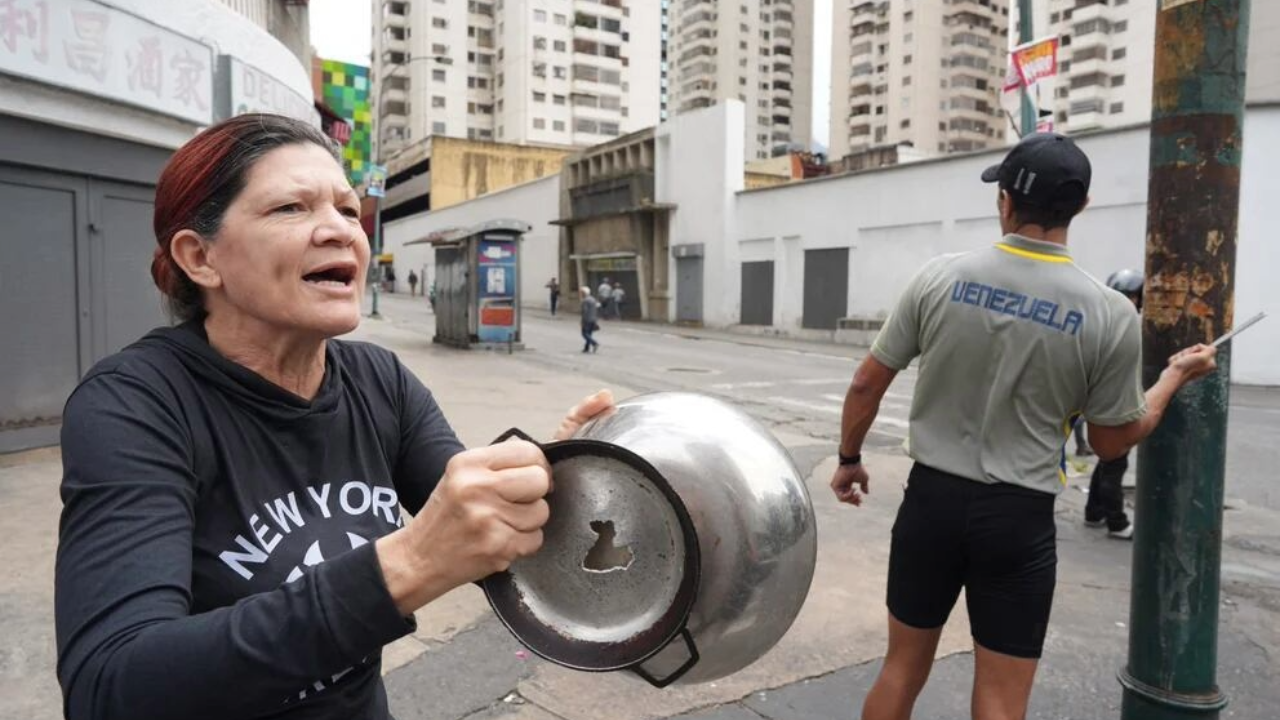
2, 294, 1278, 720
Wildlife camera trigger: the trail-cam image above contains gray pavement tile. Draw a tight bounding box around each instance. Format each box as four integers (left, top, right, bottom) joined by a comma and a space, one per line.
385, 615, 547, 720
668, 702, 769, 720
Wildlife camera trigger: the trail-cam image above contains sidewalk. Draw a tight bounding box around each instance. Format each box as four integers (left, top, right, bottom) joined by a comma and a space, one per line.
2, 307, 1278, 720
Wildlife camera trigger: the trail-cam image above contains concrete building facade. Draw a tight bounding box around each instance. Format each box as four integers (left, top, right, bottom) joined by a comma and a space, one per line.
666, 0, 816, 160
830, 0, 1011, 163
0, 0, 314, 453
380, 135, 575, 223
1011, 0, 1280, 136
372, 0, 661, 160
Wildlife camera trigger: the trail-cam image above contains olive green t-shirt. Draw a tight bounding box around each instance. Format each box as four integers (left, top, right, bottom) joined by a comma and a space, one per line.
871, 234, 1146, 495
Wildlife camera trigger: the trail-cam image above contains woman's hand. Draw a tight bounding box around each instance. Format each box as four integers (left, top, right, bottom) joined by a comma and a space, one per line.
376, 440, 552, 615
553, 389, 616, 440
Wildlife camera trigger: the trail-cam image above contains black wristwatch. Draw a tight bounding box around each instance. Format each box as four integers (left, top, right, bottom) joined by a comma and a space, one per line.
838, 450, 862, 467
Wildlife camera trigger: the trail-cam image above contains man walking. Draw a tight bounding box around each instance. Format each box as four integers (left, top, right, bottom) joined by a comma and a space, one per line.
579, 286, 600, 353
597, 277, 613, 318
610, 283, 626, 320
830, 133, 1217, 720
408, 269, 419, 297
546, 277, 561, 316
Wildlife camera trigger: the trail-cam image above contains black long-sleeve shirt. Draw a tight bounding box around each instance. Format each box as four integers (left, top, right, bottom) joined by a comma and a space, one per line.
55, 321, 465, 720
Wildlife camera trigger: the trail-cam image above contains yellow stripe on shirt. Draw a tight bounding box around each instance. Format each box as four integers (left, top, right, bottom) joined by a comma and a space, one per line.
995, 243, 1073, 264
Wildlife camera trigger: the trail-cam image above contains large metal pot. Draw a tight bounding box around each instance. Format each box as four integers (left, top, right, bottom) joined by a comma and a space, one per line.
483, 392, 817, 686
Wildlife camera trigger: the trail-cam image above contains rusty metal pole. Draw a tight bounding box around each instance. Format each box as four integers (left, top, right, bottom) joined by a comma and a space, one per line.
1018, 0, 1036, 135
1120, 1, 1251, 719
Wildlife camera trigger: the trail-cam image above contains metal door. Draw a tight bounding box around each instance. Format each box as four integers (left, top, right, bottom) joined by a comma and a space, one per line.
0, 167, 88, 453
740, 261, 774, 326
802, 248, 849, 330
676, 256, 703, 324
90, 180, 164, 357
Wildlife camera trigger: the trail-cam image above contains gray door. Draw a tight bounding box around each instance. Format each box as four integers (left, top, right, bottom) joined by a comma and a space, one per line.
802, 248, 849, 330
676, 256, 703, 324
90, 180, 164, 357
740, 261, 774, 326
0, 168, 89, 453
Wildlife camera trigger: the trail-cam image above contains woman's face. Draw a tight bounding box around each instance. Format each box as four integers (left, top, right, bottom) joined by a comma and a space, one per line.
205, 143, 369, 338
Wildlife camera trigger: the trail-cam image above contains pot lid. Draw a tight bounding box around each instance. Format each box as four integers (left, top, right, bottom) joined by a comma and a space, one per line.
483, 439, 700, 671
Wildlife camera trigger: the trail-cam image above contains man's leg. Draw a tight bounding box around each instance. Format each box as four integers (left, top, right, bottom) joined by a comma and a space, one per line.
581, 326, 591, 352
862, 615, 944, 720
972, 643, 1039, 720
965, 483, 1056, 720
866, 465, 967, 720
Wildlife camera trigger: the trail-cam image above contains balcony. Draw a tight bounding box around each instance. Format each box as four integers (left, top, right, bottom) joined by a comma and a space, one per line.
850, 20, 876, 39
772, 62, 793, 77
848, 106, 873, 127
1069, 1, 1109, 27
849, 80, 873, 98
773, 103, 791, 119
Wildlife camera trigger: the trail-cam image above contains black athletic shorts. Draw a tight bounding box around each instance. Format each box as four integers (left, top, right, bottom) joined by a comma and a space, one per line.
887, 463, 1058, 659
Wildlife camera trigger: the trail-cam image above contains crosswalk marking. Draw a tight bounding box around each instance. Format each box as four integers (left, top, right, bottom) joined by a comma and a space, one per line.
767, 396, 909, 438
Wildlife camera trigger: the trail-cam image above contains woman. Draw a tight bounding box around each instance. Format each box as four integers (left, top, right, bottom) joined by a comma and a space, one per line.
54, 114, 611, 720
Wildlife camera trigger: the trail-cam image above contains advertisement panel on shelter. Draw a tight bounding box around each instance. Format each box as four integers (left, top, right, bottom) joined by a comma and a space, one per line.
477, 238, 517, 342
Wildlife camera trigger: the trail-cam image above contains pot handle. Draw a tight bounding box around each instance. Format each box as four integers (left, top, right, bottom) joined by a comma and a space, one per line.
630, 628, 700, 689
493, 427, 541, 446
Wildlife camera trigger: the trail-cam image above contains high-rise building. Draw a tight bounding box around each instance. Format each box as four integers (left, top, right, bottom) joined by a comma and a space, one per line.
830, 0, 1011, 164
1013, 0, 1280, 137
666, 0, 816, 160
372, 0, 661, 159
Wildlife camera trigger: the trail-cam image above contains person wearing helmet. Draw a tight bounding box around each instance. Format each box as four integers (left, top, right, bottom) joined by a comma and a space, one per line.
830, 133, 1218, 720
1083, 269, 1145, 539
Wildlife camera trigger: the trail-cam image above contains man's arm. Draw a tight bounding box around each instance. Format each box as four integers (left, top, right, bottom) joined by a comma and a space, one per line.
840, 354, 900, 458
831, 355, 899, 506
1087, 344, 1218, 460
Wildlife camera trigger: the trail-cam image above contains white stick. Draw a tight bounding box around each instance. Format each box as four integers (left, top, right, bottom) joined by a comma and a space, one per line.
1211, 311, 1268, 348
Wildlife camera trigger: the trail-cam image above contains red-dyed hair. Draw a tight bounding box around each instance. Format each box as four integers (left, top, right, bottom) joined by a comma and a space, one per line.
151, 114, 340, 320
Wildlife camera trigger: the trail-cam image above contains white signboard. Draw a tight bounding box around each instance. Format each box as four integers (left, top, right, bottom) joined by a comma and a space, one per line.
0, 0, 214, 124
225, 56, 318, 127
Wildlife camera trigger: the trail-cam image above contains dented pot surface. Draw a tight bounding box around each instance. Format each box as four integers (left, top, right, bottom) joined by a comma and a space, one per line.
570, 392, 818, 684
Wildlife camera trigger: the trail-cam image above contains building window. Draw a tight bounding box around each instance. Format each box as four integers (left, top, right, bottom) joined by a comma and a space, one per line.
534, 9, 546, 22
575, 118, 599, 133
1112, 74, 1126, 87
740, 77, 747, 85
554, 13, 567, 25
533, 118, 546, 129
903, 76, 912, 86
432, 96, 446, 108
433, 121, 446, 134
432, 44, 448, 56
740, 40, 748, 50
432, 69, 446, 81
554, 40, 567, 52
553, 120, 566, 131
554, 66, 568, 79
534, 36, 547, 50
1050, 12, 1060, 23
533, 91, 546, 102
1111, 102, 1125, 114
904, 10, 913, 22
900, 119, 910, 129
904, 33, 912, 43
432, 17, 447, 28
1115, 20, 1128, 32
533, 62, 547, 77
1113, 47, 1127, 60
553, 94, 566, 105
904, 54, 912, 65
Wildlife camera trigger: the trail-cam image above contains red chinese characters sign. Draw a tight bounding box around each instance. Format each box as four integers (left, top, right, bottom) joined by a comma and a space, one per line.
0, 0, 213, 124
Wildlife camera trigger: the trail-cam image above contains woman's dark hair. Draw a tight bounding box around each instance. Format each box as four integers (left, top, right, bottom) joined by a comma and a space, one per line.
151, 113, 341, 320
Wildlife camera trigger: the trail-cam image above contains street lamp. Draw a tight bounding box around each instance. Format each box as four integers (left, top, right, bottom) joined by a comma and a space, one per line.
367, 53, 453, 319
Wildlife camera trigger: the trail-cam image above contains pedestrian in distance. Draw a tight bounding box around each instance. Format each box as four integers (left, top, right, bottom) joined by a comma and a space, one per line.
580, 286, 601, 354
597, 277, 613, 318
1082, 268, 1147, 540
53, 113, 616, 720
546, 277, 560, 316
407, 269, 418, 297
830, 133, 1218, 720
610, 284, 626, 320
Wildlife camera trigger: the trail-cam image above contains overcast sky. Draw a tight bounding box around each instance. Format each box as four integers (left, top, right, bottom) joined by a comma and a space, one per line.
309, 0, 833, 148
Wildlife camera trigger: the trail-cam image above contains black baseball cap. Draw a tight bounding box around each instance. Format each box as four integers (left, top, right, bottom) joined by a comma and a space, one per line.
981, 133, 1091, 210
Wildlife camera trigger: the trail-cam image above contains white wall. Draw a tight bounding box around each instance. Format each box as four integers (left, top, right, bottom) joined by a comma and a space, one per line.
380, 175, 562, 309
655, 101, 745, 325
732, 106, 1280, 385
0, 0, 311, 150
